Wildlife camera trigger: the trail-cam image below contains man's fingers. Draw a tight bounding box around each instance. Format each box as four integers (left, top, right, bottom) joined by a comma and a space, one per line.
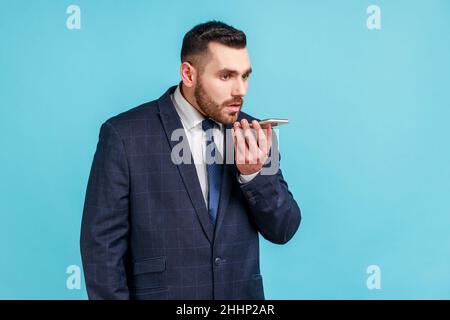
233, 122, 246, 164
241, 119, 259, 164
241, 119, 258, 150
233, 119, 273, 166
252, 120, 270, 155
263, 124, 273, 151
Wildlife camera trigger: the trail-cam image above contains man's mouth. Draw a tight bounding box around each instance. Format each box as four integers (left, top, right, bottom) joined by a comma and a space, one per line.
226, 104, 241, 113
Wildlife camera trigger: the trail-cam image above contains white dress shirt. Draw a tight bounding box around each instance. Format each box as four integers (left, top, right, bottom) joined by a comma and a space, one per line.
170, 85, 259, 206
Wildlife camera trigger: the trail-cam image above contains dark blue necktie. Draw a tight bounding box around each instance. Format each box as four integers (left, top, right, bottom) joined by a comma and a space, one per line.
202, 118, 223, 226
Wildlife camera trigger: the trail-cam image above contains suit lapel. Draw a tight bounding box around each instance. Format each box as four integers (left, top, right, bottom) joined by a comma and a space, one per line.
157, 86, 214, 244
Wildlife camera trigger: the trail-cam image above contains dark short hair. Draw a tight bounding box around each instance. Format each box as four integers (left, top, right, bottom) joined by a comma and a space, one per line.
181, 21, 246, 67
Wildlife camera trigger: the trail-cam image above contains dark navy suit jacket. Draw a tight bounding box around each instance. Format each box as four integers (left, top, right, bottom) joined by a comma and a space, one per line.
80, 85, 301, 300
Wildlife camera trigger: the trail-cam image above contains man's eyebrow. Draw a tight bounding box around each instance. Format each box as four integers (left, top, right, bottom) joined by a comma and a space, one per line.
217, 68, 253, 75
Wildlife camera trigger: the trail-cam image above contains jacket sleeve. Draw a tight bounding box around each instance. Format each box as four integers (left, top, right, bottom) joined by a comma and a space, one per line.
239, 133, 301, 245
80, 121, 130, 299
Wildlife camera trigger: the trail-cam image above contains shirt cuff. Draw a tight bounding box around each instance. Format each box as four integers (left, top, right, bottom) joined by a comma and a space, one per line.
237, 170, 261, 184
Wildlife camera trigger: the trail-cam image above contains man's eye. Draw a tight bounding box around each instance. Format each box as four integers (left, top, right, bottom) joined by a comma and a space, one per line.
220, 74, 230, 80
243, 74, 249, 80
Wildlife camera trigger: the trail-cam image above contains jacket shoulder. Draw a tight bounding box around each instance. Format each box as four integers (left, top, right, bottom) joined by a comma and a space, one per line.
100, 100, 160, 137
107, 100, 159, 124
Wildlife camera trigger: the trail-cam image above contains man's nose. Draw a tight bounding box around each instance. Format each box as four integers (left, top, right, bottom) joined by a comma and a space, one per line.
232, 78, 247, 97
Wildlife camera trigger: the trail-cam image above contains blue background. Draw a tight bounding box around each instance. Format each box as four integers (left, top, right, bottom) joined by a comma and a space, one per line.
1, 0, 449, 299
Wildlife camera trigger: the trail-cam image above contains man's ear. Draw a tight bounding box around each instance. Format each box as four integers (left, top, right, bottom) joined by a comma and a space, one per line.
180, 61, 197, 88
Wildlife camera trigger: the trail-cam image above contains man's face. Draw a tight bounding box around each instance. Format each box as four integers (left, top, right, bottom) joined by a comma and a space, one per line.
194, 42, 252, 125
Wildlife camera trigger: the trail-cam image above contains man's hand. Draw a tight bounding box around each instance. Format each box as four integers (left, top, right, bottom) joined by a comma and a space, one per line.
232, 119, 272, 175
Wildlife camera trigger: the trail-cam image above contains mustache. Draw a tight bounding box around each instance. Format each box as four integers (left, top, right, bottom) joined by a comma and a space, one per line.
223, 98, 244, 106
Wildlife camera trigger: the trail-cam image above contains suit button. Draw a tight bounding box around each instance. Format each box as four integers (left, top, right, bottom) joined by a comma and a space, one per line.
214, 257, 221, 266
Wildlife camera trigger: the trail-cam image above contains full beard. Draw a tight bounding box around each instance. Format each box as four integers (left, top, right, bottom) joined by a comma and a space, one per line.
194, 79, 243, 125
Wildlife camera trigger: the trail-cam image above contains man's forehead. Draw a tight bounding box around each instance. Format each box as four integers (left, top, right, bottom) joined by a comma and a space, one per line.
206, 42, 251, 72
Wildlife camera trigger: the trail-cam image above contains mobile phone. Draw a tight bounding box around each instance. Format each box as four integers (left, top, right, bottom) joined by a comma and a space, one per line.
254, 118, 289, 127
